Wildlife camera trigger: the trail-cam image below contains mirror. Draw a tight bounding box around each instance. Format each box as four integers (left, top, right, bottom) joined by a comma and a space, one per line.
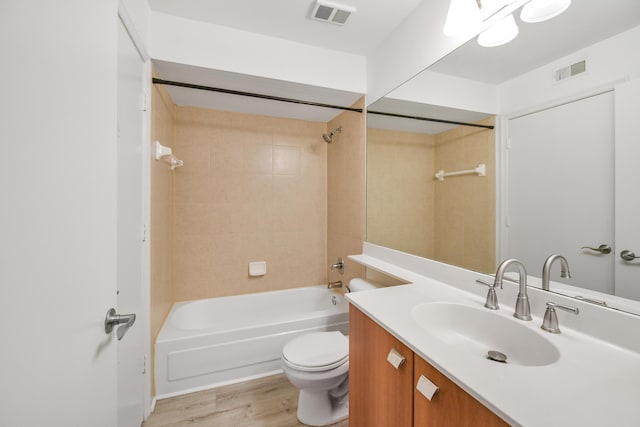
366, 0, 640, 313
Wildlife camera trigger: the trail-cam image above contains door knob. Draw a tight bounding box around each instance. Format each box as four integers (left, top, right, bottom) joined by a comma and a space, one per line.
580, 244, 612, 254
104, 308, 136, 340
621, 250, 640, 262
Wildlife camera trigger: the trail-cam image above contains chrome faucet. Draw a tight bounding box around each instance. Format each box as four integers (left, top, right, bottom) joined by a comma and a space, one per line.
330, 257, 345, 275
542, 254, 571, 291
494, 259, 532, 321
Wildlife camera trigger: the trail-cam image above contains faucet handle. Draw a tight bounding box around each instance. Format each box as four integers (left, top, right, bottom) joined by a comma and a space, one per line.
475, 279, 500, 310
541, 302, 579, 334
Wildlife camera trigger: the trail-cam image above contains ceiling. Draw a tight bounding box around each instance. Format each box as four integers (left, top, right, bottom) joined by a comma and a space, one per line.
430, 0, 640, 84
148, 0, 423, 56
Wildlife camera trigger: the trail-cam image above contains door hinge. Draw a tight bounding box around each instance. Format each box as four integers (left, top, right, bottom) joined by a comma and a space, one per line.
142, 91, 149, 112
142, 354, 147, 374
142, 223, 147, 242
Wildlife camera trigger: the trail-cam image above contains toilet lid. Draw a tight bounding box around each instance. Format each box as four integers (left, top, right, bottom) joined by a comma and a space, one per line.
282, 331, 348, 370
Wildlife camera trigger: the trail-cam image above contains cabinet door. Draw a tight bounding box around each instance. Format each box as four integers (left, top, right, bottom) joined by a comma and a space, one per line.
413, 355, 508, 427
349, 306, 413, 427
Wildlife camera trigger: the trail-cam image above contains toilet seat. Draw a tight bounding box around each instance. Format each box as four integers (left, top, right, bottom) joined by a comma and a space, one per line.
282, 331, 348, 372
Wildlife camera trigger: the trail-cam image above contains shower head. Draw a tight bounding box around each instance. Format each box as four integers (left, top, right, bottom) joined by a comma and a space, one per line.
322, 126, 343, 143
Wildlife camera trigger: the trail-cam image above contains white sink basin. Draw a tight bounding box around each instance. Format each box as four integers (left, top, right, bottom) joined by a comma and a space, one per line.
411, 302, 560, 367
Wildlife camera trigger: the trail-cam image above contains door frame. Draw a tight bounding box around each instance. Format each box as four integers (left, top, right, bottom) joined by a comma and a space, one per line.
117, 2, 152, 420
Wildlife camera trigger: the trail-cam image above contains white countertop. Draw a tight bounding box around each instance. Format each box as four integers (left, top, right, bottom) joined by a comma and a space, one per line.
346, 244, 640, 427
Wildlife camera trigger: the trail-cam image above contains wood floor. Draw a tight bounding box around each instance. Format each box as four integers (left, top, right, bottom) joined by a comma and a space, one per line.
143, 374, 349, 427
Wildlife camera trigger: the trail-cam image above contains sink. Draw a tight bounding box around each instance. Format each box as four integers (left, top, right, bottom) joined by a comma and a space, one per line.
411, 302, 560, 367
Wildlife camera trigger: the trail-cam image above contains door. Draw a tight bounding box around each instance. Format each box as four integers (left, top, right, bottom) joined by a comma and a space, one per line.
506, 92, 615, 294
615, 79, 640, 300
117, 17, 145, 427
0, 2, 118, 426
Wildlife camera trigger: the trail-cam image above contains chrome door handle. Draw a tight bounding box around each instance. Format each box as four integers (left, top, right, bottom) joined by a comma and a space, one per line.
580, 244, 612, 254
621, 250, 640, 261
104, 308, 136, 340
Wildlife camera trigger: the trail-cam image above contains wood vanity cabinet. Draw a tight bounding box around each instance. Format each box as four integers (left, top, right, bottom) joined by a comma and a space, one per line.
349, 305, 414, 427
349, 306, 508, 427
413, 355, 508, 427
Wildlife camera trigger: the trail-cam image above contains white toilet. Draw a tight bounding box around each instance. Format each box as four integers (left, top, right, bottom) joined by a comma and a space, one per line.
281, 331, 349, 426
281, 278, 380, 426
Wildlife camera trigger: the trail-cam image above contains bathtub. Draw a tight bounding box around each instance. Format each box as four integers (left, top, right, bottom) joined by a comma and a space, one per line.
154, 285, 349, 398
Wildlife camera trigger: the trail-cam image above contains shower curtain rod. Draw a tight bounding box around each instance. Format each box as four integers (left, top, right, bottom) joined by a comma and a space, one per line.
367, 110, 494, 130
152, 78, 364, 113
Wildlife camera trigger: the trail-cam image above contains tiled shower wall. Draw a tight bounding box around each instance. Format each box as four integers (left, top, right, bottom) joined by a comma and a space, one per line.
172, 106, 329, 301
327, 98, 366, 290
366, 128, 435, 259
365, 116, 496, 275
434, 116, 496, 273
150, 81, 175, 344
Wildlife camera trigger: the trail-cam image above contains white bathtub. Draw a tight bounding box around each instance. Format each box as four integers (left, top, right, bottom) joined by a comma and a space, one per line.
154, 285, 349, 398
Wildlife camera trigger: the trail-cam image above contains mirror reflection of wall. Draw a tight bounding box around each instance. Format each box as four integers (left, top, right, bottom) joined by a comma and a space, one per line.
366, 0, 640, 308
366, 102, 496, 274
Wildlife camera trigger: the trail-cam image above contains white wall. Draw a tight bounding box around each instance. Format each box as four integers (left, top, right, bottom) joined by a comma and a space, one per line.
498, 25, 640, 115
385, 70, 499, 113
0, 0, 119, 425
151, 12, 367, 94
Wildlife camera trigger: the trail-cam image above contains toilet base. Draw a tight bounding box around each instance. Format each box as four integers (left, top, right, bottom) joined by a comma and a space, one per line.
297, 388, 349, 426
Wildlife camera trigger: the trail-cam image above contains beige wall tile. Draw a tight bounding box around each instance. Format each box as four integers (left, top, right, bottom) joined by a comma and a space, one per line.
173, 106, 327, 300
434, 116, 496, 273
366, 128, 435, 259
327, 98, 367, 290
150, 74, 176, 396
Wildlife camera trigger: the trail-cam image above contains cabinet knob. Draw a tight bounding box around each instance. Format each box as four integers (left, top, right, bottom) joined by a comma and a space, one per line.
387, 348, 406, 369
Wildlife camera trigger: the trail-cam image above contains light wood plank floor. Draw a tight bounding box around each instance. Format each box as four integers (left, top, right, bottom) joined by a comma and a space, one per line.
143, 374, 349, 427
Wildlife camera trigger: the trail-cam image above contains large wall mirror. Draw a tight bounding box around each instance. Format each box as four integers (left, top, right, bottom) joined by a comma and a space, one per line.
366, 0, 640, 313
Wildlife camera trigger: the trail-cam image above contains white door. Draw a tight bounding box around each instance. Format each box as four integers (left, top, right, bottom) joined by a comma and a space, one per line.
117, 18, 145, 427
506, 92, 615, 294
0, 2, 118, 426
615, 79, 640, 300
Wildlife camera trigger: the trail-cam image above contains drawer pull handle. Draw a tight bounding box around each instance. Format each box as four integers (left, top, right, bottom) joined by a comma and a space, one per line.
386, 348, 405, 369
417, 375, 439, 401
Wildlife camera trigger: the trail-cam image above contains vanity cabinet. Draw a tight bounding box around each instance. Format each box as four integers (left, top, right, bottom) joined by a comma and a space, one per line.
349, 305, 414, 427
413, 355, 508, 427
349, 306, 507, 427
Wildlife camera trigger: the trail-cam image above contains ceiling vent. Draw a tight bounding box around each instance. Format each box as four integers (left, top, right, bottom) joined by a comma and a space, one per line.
311, 0, 355, 25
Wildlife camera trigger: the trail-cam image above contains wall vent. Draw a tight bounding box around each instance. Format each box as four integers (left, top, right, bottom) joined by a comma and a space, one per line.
311, 0, 355, 25
554, 59, 587, 82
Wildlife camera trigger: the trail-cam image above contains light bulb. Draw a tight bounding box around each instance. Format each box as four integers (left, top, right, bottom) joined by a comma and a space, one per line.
443, 0, 482, 37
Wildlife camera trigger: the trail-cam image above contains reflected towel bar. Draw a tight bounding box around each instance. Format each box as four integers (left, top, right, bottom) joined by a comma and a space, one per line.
435, 164, 486, 181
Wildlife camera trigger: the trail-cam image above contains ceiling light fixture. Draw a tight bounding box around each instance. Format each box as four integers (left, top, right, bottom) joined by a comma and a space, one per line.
520, 0, 571, 23
477, 13, 519, 47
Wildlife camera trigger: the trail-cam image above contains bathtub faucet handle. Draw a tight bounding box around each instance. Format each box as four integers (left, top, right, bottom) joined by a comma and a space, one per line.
330, 257, 345, 275
328, 280, 343, 290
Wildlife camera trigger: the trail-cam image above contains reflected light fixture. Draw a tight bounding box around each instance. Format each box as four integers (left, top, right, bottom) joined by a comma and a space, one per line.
443, 0, 482, 37
443, 0, 571, 47
521, 0, 571, 23
477, 13, 519, 47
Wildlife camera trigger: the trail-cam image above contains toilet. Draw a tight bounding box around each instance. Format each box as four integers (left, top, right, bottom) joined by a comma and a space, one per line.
281, 278, 380, 426
281, 331, 349, 426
